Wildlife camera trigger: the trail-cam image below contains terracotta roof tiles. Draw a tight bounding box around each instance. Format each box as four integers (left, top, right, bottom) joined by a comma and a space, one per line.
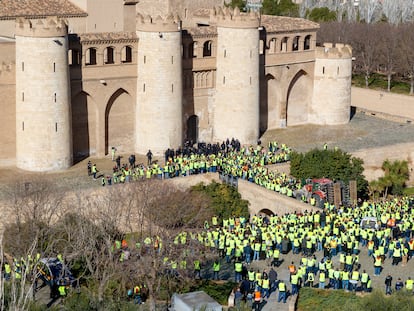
261, 15, 319, 32
0, 0, 87, 19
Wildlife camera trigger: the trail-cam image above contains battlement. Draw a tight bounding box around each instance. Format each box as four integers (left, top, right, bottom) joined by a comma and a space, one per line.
212, 6, 260, 29
315, 42, 352, 59
15, 17, 67, 38
136, 13, 181, 32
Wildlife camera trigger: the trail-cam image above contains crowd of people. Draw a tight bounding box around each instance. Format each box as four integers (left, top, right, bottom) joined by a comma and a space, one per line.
91, 139, 302, 204
110, 194, 414, 308
86, 139, 414, 308
5, 138, 414, 308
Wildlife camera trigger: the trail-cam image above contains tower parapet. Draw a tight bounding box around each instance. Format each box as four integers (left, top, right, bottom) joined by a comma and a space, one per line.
136, 13, 181, 32
315, 43, 352, 59
15, 16, 67, 38
15, 16, 72, 171
212, 6, 260, 28
311, 42, 352, 126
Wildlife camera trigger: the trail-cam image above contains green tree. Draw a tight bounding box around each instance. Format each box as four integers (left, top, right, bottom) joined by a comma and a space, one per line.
370, 159, 409, 198
290, 148, 368, 198
191, 181, 250, 221
262, 0, 299, 17
226, 0, 245, 11
306, 7, 337, 22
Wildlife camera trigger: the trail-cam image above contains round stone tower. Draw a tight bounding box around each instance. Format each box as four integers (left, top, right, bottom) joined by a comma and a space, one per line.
212, 7, 260, 144
311, 43, 352, 125
135, 13, 183, 155
15, 17, 72, 171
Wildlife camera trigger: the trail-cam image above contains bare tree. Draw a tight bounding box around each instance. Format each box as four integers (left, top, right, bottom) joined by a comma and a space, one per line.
350, 23, 379, 88
382, 0, 404, 25
401, 1, 414, 23
317, 21, 352, 45
377, 23, 402, 92
399, 23, 414, 95
358, 0, 382, 23
3, 177, 66, 255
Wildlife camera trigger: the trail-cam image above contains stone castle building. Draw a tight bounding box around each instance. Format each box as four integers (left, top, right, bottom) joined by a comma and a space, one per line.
0, 0, 352, 171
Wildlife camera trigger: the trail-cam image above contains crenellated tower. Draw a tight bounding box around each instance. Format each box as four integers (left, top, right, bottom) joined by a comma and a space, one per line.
135, 13, 183, 155
212, 7, 260, 144
311, 43, 352, 125
15, 17, 72, 171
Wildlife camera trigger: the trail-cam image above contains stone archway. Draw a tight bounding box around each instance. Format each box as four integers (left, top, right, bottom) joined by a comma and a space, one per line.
105, 88, 134, 155
258, 208, 275, 216
186, 115, 198, 144
285, 70, 312, 126
72, 91, 96, 162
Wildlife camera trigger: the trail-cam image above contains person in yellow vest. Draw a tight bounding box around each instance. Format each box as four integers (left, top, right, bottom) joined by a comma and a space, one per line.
58, 282, 66, 298
194, 259, 201, 279
392, 245, 402, 266
319, 271, 326, 289
405, 277, 413, 292
4, 262, 11, 281
277, 280, 287, 303
374, 255, 382, 276
291, 273, 299, 294
248, 268, 256, 290
213, 260, 220, 280
288, 261, 296, 281
350, 269, 360, 292
306, 271, 315, 288
261, 275, 270, 299
271, 247, 280, 267
91, 164, 98, 180
360, 270, 369, 292
342, 270, 350, 291
234, 260, 243, 283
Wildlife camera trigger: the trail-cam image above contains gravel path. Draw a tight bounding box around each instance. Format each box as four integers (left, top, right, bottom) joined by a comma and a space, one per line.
261, 112, 414, 154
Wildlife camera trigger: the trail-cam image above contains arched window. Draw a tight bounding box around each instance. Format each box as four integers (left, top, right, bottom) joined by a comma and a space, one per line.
269, 38, 277, 54
68, 49, 80, 66
281, 37, 288, 52
121, 46, 132, 63
85, 48, 97, 65
292, 36, 300, 51
304, 35, 311, 50
203, 41, 212, 57
104, 46, 115, 64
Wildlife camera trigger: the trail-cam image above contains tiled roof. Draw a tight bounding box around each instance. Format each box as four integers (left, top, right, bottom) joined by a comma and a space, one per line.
0, 0, 87, 19
261, 15, 319, 32
79, 32, 137, 43
183, 26, 217, 37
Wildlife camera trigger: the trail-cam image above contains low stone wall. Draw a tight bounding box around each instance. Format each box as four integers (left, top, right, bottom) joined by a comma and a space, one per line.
348, 87, 414, 185
352, 142, 414, 185
351, 87, 414, 121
